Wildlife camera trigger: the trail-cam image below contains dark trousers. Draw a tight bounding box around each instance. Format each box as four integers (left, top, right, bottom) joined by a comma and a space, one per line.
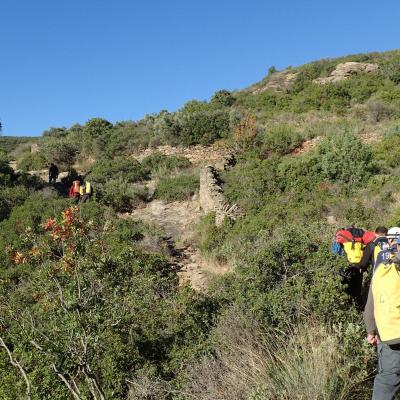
373, 343, 400, 400
341, 267, 363, 308
49, 175, 57, 183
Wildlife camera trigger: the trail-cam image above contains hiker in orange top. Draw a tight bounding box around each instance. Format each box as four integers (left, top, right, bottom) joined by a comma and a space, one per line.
68, 180, 81, 203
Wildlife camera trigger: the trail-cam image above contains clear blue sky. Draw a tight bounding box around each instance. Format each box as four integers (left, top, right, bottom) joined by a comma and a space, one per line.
1, 0, 399, 136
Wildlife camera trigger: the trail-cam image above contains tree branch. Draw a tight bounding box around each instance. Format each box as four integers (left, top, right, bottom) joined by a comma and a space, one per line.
52, 363, 82, 400
0, 337, 31, 400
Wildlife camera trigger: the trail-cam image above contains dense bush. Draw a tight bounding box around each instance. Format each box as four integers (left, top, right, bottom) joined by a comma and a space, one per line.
210, 89, 236, 107
317, 132, 375, 185
96, 178, 148, 212
260, 124, 304, 156
374, 124, 400, 169
17, 152, 47, 171
41, 138, 78, 169
177, 110, 230, 145
141, 152, 191, 175
154, 174, 199, 202
0, 206, 215, 399
87, 157, 149, 184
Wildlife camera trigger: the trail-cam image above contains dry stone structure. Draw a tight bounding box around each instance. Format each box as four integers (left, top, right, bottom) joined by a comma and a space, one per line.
132, 144, 231, 166
199, 165, 243, 226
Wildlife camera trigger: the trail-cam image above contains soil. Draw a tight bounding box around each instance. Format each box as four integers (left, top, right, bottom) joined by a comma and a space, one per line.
126, 196, 231, 291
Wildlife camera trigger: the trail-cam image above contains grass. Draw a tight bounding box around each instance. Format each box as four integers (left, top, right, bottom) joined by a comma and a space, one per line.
178, 309, 374, 400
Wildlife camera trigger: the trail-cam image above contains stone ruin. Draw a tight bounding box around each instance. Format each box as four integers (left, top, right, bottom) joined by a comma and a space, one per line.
199, 155, 243, 226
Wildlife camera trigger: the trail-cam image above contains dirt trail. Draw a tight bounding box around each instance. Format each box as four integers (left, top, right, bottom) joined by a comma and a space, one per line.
126, 197, 229, 291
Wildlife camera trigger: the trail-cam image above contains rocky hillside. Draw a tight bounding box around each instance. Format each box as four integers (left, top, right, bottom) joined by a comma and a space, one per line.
1, 49, 400, 399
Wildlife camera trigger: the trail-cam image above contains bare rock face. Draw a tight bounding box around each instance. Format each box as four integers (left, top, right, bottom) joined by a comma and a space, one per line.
252, 70, 299, 94
314, 62, 379, 85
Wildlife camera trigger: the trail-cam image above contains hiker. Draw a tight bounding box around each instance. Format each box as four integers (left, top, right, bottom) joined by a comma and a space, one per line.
48, 163, 59, 183
79, 181, 92, 203
356, 226, 389, 272
332, 226, 375, 308
364, 232, 400, 400
68, 180, 81, 203
373, 227, 400, 272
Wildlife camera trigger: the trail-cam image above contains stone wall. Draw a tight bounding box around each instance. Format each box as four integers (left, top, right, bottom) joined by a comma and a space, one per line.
199, 165, 243, 226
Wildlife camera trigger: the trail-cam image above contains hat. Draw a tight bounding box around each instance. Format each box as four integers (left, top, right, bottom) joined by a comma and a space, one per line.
388, 227, 400, 239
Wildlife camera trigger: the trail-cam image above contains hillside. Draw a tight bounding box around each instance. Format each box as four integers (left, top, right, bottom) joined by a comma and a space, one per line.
1, 49, 400, 399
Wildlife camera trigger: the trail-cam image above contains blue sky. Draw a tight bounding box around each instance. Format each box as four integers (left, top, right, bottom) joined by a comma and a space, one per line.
1, 0, 399, 136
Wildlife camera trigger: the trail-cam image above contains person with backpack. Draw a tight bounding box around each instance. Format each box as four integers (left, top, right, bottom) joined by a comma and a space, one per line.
356, 226, 389, 272
48, 163, 59, 183
332, 226, 376, 308
68, 180, 81, 203
372, 227, 400, 272
79, 181, 92, 203
364, 233, 400, 399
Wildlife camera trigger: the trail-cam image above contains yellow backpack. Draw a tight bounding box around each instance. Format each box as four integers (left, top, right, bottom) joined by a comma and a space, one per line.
372, 259, 400, 343
85, 181, 92, 194
342, 241, 364, 264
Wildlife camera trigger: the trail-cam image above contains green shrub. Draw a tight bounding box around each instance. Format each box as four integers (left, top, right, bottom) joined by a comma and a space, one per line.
83, 118, 113, 137
96, 178, 148, 212
374, 125, 400, 169
365, 99, 396, 122
17, 152, 47, 171
88, 157, 149, 184
0, 185, 30, 221
317, 132, 375, 185
41, 138, 78, 169
178, 110, 230, 145
0, 161, 16, 187
154, 174, 199, 202
261, 124, 303, 156
141, 152, 191, 174
210, 90, 236, 107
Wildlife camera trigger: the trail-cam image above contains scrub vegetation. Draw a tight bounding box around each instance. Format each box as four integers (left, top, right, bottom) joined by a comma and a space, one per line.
2, 50, 400, 399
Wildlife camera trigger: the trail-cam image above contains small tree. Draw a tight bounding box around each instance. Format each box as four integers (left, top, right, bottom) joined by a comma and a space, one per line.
232, 112, 257, 150
41, 139, 78, 170
268, 66, 277, 76
211, 90, 235, 107
83, 118, 113, 138
318, 132, 375, 185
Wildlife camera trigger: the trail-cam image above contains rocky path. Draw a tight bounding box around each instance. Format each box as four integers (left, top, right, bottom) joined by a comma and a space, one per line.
125, 197, 229, 291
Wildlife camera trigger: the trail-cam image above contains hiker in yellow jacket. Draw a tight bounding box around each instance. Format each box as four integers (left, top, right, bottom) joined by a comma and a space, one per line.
364, 233, 400, 400
79, 181, 92, 203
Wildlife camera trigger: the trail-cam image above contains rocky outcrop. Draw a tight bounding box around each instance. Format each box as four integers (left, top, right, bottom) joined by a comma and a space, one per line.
251, 70, 299, 94
314, 62, 379, 85
200, 165, 243, 226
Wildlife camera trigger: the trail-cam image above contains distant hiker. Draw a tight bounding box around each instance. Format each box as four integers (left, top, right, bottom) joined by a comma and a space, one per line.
332, 226, 375, 308
364, 233, 400, 400
356, 226, 389, 272
48, 163, 59, 183
79, 181, 92, 203
69, 180, 81, 203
